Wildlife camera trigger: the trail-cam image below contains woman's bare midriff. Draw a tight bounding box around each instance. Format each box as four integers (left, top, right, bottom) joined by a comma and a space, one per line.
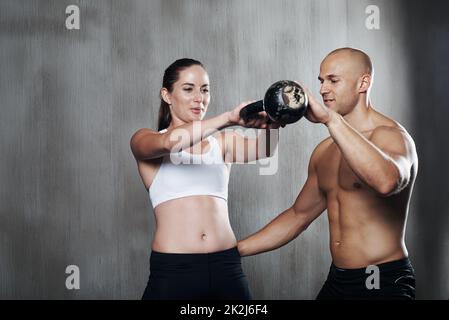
151, 195, 237, 253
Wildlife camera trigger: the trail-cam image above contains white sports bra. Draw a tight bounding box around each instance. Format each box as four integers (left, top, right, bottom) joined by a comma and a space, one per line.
148, 129, 230, 208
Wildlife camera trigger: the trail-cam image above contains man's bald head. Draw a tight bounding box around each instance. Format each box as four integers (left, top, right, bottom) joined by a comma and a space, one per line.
318, 48, 374, 115
324, 47, 374, 78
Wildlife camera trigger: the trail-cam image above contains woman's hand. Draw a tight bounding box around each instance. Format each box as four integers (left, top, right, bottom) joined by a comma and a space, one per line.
228, 101, 283, 129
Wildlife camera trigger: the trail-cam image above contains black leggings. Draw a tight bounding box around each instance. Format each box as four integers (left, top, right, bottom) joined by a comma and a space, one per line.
316, 257, 416, 300
141, 247, 252, 300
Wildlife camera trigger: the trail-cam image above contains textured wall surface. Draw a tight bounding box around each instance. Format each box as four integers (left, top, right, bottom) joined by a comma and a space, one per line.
402, 1, 449, 300
0, 0, 447, 299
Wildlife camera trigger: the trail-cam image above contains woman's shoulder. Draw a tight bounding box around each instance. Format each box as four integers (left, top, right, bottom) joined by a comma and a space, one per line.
131, 128, 163, 139
130, 128, 163, 153
132, 127, 156, 134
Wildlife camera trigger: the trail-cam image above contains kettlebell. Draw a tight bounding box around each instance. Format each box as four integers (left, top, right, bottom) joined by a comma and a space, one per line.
239, 80, 308, 125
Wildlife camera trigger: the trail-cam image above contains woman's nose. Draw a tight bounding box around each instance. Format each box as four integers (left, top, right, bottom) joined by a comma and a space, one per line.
193, 90, 203, 102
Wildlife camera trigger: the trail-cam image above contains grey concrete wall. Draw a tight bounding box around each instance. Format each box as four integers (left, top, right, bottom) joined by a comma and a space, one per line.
402, 0, 449, 300
0, 0, 447, 299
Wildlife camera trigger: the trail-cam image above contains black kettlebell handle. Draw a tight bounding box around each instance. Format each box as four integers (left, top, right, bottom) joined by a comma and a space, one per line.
239, 80, 307, 126
239, 100, 265, 122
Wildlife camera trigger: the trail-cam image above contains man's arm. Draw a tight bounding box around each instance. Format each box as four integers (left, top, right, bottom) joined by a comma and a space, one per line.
304, 91, 416, 196
238, 147, 327, 256
326, 116, 416, 196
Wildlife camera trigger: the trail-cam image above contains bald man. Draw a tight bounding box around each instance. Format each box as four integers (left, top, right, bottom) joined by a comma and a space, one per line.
238, 48, 418, 300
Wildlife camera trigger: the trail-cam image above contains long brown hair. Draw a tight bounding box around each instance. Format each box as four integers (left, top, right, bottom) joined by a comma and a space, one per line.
158, 58, 205, 131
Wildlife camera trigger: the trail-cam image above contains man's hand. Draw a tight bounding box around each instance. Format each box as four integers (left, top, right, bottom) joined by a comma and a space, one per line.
304, 87, 335, 124
293, 81, 337, 125
305, 92, 332, 124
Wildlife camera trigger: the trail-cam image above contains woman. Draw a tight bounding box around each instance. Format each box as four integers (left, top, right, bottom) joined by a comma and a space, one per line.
130, 58, 279, 300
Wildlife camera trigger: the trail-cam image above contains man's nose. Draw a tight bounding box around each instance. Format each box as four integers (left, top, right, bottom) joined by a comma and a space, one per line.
320, 82, 330, 96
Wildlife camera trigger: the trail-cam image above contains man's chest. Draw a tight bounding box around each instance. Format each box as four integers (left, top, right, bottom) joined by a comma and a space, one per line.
316, 144, 365, 193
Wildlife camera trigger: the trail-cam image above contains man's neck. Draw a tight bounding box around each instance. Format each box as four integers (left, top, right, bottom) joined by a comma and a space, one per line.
343, 101, 376, 133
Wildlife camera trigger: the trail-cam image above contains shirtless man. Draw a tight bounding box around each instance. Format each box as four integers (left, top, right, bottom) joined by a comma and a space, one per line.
238, 48, 418, 299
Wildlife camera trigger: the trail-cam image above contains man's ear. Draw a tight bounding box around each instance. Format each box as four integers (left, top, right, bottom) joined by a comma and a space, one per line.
358, 74, 371, 93
160, 88, 171, 105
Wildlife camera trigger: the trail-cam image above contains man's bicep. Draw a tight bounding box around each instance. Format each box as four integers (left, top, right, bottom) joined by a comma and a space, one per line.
371, 127, 416, 182
372, 126, 416, 158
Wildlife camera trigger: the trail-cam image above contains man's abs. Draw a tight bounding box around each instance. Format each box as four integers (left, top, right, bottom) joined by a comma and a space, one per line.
327, 191, 408, 269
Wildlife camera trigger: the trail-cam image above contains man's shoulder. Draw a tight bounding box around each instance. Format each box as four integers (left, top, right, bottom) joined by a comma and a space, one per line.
371, 124, 402, 138
315, 136, 334, 151
310, 136, 334, 163
371, 121, 414, 145
371, 111, 414, 138
369, 121, 417, 162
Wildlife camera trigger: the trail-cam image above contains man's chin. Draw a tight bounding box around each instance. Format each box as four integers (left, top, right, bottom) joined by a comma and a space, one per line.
328, 104, 341, 114
324, 104, 336, 111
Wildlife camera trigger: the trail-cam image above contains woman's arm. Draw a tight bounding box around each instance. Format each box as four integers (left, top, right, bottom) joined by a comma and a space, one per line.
130, 102, 269, 161
221, 128, 280, 163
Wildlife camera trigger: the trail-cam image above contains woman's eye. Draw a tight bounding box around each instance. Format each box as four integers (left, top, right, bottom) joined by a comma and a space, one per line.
202, 89, 209, 93
183, 88, 193, 92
